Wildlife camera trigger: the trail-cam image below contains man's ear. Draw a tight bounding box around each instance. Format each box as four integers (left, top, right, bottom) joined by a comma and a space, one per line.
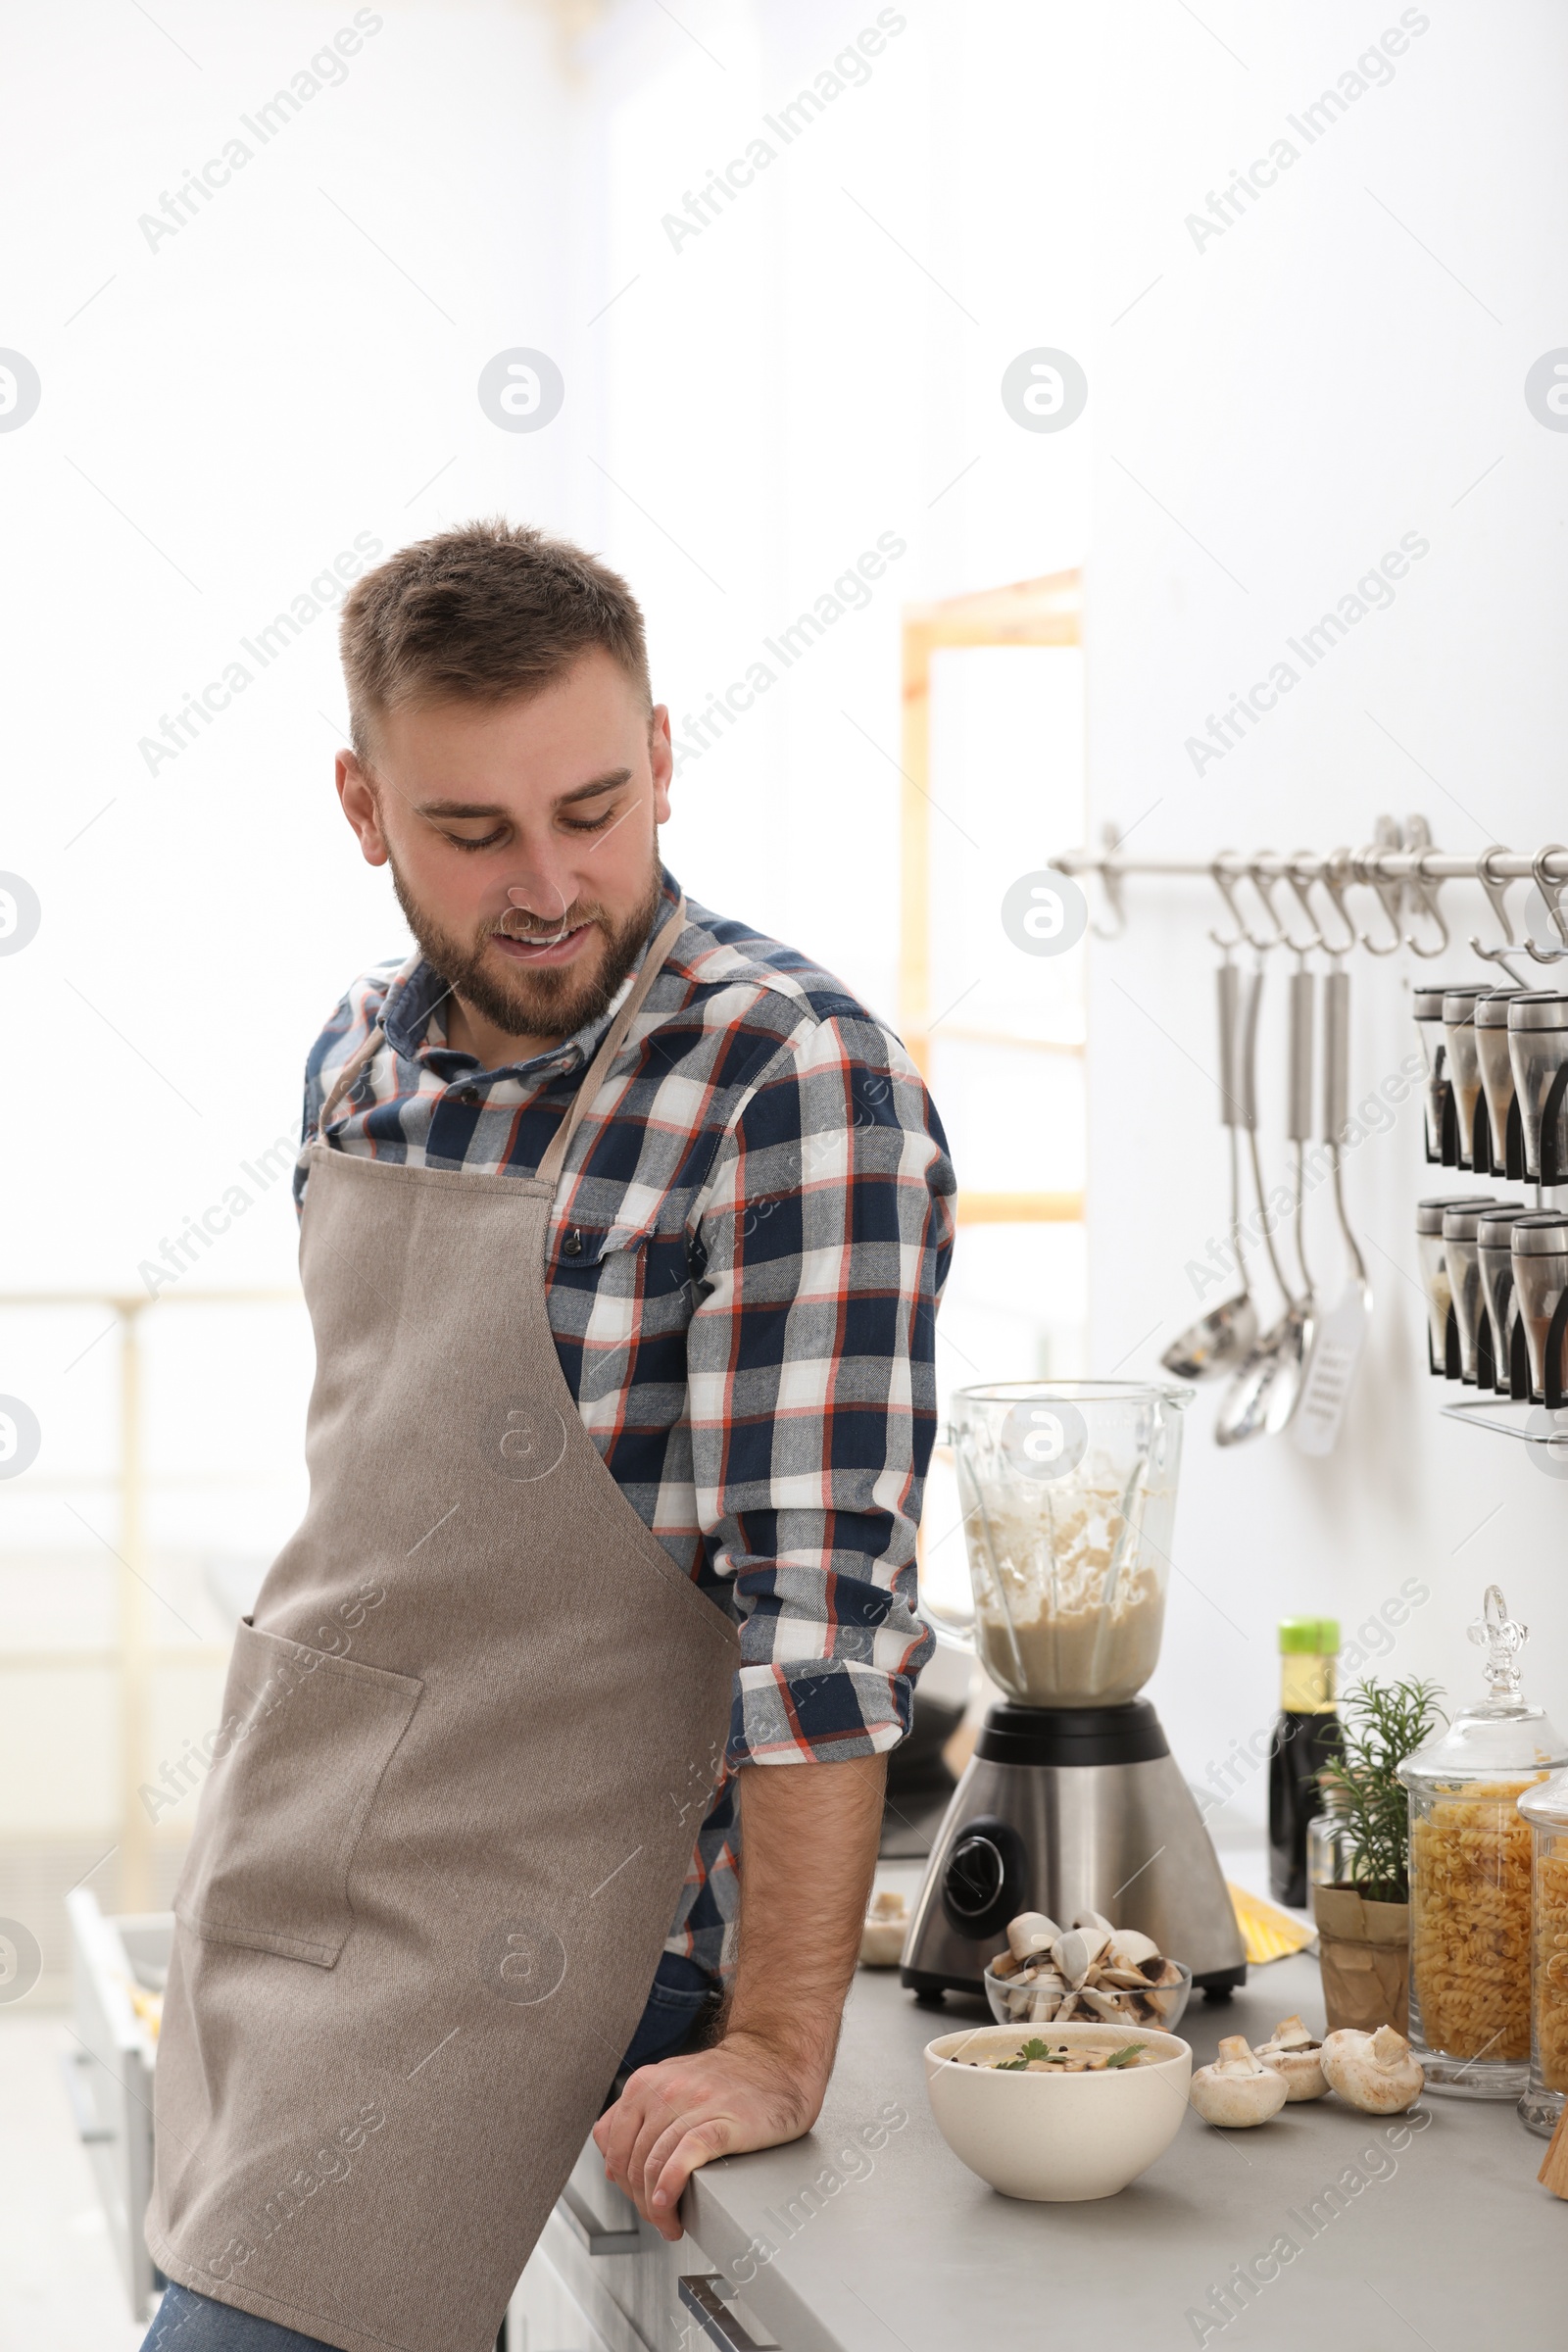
649, 706, 674, 823
336, 750, 390, 867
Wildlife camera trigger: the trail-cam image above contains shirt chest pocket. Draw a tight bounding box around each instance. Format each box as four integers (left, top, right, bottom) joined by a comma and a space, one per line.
553, 1217, 696, 1332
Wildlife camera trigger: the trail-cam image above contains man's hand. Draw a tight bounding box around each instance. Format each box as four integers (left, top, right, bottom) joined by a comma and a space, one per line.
592, 2030, 825, 2242
594, 1751, 887, 2238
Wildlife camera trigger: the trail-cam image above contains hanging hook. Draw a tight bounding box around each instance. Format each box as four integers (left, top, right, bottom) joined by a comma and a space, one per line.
1400, 814, 1449, 959
1525, 843, 1568, 965
1355, 817, 1406, 956
1089, 820, 1127, 941
1249, 854, 1316, 957
1208, 851, 1276, 955
1288, 848, 1352, 957
1469, 845, 1530, 984
1316, 848, 1361, 959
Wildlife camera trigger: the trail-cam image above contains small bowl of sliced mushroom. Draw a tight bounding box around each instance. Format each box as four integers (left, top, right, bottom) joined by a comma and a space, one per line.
983, 1907, 1193, 2034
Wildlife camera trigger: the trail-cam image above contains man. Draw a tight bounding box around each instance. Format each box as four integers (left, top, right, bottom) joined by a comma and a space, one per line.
143, 518, 954, 2352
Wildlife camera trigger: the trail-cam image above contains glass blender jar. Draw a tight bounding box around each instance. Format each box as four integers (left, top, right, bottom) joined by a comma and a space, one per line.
950, 1381, 1189, 1704
1399, 1587, 1567, 2097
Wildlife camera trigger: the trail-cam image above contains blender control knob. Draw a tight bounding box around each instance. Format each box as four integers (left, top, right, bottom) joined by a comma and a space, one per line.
946, 1834, 1005, 1918
938, 1813, 1026, 1939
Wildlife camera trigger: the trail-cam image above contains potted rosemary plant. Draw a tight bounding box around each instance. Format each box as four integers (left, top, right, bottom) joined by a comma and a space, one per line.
1312, 1676, 1445, 2035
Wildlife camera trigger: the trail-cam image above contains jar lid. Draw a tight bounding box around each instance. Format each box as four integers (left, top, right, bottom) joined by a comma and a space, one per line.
1413, 985, 1463, 1018
1279, 1616, 1339, 1654
1400, 1586, 1568, 1786
1519, 1769, 1568, 1828
1507, 993, 1568, 1031
1415, 1194, 1497, 1234
1475, 990, 1526, 1028
1442, 988, 1492, 1021
1442, 1203, 1502, 1240
1476, 1203, 1529, 1239
1511, 1212, 1568, 1255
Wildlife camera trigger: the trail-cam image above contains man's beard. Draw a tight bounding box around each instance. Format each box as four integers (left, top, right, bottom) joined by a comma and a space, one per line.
389, 853, 665, 1046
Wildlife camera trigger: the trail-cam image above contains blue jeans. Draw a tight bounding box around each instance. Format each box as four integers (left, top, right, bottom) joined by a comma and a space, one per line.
139, 1953, 719, 2351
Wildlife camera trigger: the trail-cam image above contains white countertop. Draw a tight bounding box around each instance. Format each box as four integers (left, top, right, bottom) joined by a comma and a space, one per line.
680, 1952, 1564, 2352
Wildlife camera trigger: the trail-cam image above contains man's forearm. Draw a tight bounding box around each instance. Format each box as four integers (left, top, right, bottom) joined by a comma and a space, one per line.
722, 1751, 888, 2088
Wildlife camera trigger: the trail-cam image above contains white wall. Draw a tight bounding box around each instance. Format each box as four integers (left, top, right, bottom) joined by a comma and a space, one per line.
10, 0, 1566, 1863
1083, 0, 1568, 1828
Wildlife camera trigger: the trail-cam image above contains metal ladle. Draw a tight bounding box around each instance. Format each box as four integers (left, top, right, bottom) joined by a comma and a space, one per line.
1161, 958, 1259, 1378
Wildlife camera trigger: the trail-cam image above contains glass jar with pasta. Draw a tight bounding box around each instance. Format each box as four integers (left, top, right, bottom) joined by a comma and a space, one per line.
1398, 1586, 1566, 2098
1518, 1770, 1568, 2135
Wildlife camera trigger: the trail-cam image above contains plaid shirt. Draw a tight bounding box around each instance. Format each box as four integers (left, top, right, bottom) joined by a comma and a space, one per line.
297, 865, 955, 1980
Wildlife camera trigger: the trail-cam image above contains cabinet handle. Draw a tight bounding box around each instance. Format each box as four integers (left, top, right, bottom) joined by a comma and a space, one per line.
557, 2179, 641, 2256
58, 2051, 115, 2144
677, 2275, 779, 2350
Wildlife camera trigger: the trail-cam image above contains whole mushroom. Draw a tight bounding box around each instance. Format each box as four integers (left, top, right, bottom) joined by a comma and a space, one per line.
1189, 2034, 1290, 2129
1320, 2025, 1425, 2115
1254, 2015, 1329, 2102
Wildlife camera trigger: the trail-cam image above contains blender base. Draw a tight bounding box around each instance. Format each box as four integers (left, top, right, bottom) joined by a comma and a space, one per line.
901, 1699, 1248, 2000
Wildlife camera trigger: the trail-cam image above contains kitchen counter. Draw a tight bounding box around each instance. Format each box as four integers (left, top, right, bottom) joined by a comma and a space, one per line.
656, 1954, 1562, 2351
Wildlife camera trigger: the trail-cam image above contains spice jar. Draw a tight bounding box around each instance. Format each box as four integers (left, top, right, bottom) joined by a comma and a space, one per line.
1518, 1770, 1568, 2135
1415, 1196, 1494, 1378
1399, 1587, 1567, 2097
1412, 984, 1449, 1162
1510, 1213, 1568, 1404
1474, 989, 1525, 1180
1441, 986, 1493, 1168
1506, 992, 1568, 1183
1477, 1203, 1530, 1396
1444, 1201, 1521, 1387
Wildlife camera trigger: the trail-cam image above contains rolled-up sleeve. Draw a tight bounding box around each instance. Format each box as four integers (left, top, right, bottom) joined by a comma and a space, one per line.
685, 1010, 956, 1770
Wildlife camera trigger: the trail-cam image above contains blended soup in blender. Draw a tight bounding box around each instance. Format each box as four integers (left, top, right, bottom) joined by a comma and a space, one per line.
964, 1471, 1166, 1705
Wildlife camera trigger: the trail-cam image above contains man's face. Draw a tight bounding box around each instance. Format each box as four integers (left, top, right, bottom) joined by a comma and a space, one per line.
336, 649, 674, 1049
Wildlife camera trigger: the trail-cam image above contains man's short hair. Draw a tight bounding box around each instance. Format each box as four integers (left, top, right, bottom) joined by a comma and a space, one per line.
339, 517, 651, 760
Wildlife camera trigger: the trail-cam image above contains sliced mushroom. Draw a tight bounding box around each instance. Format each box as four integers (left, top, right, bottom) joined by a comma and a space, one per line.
1254, 2015, 1328, 2102
1028, 1983, 1061, 2024
989, 1946, 1022, 1980
1189, 2034, 1290, 2129
1054, 1989, 1081, 2022
1075, 1984, 1127, 2022
858, 1890, 908, 1967
1050, 1929, 1092, 1988
1106, 1928, 1162, 1971
1141, 1959, 1188, 2020
1099, 1965, 1152, 1990
1006, 1910, 1062, 1962
1072, 1907, 1116, 1939
1320, 2025, 1425, 2115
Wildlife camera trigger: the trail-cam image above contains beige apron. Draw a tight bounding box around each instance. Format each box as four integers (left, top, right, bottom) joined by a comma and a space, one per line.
147, 900, 738, 2352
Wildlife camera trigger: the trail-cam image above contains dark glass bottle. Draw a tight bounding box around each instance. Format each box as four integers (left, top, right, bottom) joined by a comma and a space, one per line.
1267, 1617, 1341, 1908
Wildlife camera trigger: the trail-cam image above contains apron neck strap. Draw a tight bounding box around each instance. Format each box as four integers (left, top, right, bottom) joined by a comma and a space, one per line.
535, 894, 687, 1193
317, 901, 688, 1180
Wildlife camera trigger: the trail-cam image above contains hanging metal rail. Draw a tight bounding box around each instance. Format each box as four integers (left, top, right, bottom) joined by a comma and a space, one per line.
1051, 815, 1568, 976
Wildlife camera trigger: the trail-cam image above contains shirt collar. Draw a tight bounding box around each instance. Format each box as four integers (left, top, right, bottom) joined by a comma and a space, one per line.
378, 865, 682, 1081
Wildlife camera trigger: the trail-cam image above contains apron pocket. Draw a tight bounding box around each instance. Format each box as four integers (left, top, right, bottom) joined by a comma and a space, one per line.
173, 1618, 423, 1968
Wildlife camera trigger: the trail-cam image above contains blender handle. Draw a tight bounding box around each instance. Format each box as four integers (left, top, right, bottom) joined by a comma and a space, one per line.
921, 1442, 975, 1648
